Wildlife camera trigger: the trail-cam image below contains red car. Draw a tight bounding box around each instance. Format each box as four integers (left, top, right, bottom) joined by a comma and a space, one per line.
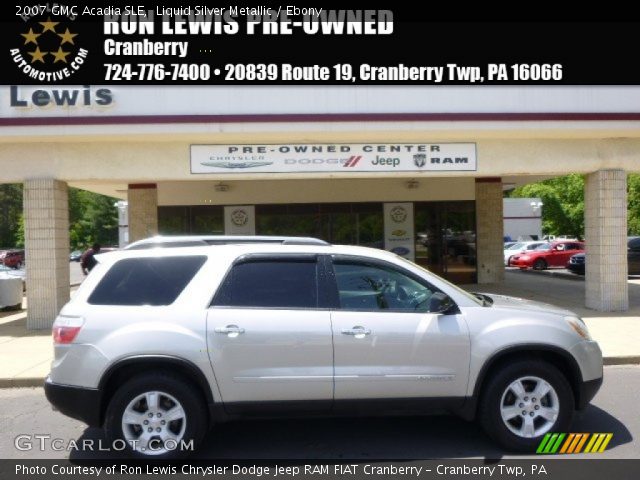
0, 249, 24, 268
510, 241, 585, 270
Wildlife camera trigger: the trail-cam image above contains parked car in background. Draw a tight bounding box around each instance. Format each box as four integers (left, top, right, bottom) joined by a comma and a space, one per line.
504, 241, 517, 250
0, 249, 24, 268
510, 241, 585, 270
504, 241, 547, 266
567, 237, 640, 275
70, 250, 83, 262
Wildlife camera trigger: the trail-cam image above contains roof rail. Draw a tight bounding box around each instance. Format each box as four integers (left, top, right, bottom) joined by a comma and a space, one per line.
281, 238, 331, 246
125, 235, 332, 250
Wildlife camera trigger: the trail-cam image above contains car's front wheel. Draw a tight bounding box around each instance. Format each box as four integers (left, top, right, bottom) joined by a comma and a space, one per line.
478, 360, 574, 452
105, 373, 208, 459
533, 259, 547, 270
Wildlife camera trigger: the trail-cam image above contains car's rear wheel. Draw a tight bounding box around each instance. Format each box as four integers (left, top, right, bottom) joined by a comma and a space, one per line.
105, 373, 207, 459
478, 360, 574, 452
533, 259, 547, 270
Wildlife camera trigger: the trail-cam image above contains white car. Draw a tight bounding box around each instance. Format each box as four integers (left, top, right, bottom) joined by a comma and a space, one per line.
504, 241, 547, 266
45, 240, 603, 458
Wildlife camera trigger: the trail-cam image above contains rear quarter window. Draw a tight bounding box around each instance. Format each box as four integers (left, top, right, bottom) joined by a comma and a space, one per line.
88, 256, 207, 306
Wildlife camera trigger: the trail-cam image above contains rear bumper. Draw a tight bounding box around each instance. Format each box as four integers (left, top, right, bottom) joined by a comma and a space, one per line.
44, 377, 102, 427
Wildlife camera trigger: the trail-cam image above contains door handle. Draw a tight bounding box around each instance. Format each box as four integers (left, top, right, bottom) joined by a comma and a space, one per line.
214, 325, 245, 335
341, 326, 371, 336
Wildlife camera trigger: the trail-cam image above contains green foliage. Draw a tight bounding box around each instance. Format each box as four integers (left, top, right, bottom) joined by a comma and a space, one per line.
629, 175, 640, 235
0, 184, 118, 250
0, 184, 23, 248
508, 174, 640, 238
68, 188, 119, 250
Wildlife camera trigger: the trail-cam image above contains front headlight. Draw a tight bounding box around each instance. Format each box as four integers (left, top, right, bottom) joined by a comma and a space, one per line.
565, 316, 592, 340
520, 255, 530, 260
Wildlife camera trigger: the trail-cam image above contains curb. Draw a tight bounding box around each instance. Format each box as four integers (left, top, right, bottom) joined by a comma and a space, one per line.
603, 356, 640, 366
1, 358, 638, 389
507, 267, 584, 281
0, 378, 44, 388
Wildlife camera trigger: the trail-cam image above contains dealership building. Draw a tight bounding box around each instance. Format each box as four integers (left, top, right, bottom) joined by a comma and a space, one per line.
1, 85, 639, 329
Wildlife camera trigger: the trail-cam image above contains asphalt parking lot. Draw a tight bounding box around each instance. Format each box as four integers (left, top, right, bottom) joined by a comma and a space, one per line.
0, 366, 637, 460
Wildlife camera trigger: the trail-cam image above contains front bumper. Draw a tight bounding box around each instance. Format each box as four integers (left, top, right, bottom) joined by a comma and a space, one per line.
569, 340, 604, 409
577, 376, 603, 410
44, 377, 102, 427
567, 263, 585, 275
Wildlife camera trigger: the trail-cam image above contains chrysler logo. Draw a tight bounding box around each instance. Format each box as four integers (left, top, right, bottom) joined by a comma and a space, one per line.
201, 161, 273, 169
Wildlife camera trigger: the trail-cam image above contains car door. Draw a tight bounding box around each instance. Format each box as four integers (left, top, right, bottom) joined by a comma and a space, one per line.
547, 243, 567, 267
328, 255, 470, 404
206, 254, 333, 413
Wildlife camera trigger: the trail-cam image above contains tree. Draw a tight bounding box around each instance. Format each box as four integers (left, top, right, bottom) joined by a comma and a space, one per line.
629, 175, 640, 235
0, 184, 23, 248
508, 174, 640, 238
68, 188, 119, 250
507, 174, 585, 238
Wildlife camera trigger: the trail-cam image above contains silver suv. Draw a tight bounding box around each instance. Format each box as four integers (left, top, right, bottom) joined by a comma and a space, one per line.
45, 241, 603, 458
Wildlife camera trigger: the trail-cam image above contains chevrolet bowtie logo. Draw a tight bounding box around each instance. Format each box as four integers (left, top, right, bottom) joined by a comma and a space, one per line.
19, 17, 77, 64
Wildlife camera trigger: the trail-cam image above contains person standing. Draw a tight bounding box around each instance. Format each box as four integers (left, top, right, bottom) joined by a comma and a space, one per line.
80, 243, 101, 275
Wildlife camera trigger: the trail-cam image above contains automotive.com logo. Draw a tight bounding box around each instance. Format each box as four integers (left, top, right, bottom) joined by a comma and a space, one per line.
536, 432, 613, 454
9, 5, 88, 81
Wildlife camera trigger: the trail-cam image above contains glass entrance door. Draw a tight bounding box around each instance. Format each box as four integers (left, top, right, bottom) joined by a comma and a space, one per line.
415, 202, 476, 284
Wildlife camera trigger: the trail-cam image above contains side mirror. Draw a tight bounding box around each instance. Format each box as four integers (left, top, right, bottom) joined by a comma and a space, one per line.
429, 292, 456, 314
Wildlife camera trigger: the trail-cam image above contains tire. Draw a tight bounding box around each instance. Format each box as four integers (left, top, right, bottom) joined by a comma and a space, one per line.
478, 360, 574, 452
105, 373, 208, 459
533, 259, 547, 270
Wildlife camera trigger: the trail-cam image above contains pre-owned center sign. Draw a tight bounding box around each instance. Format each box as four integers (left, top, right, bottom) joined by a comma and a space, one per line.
190, 143, 477, 173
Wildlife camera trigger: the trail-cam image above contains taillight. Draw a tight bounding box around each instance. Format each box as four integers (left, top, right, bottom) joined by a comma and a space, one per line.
52, 316, 85, 344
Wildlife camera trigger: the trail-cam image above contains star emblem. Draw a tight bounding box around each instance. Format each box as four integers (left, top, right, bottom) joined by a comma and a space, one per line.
39, 17, 59, 33
50, 47, 70, 63
57, 28, 78, 45
21, 28, 41, 45
27, 47, 47, 63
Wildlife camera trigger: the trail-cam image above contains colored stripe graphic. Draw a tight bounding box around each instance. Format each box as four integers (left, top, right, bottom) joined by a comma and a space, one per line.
584, 433, 599, 453
559, 433, 575, 453
598, 433, 613, 452
536, 433, 612, 454
536, 433, 552, 453
574, 433, 589, 453
567, 433, 585, 453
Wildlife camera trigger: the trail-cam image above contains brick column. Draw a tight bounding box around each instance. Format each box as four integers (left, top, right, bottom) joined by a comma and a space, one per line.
24, 179, 70, 330
127, 184, 158, 243
475, 178, 505, 284
585, 170, 628, 311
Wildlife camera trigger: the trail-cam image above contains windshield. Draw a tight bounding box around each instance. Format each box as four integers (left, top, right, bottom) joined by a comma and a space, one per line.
396, 256, 484, 306
534, 243, 552, 251
507, 242, 524, 250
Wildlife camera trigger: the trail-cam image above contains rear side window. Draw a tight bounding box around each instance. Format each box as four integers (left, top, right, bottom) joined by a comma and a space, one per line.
213, 258, 318, 308
88, 256, 207, 306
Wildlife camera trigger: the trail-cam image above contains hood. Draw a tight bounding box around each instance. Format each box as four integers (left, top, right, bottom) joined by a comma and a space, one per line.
478, 293, 575, 317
